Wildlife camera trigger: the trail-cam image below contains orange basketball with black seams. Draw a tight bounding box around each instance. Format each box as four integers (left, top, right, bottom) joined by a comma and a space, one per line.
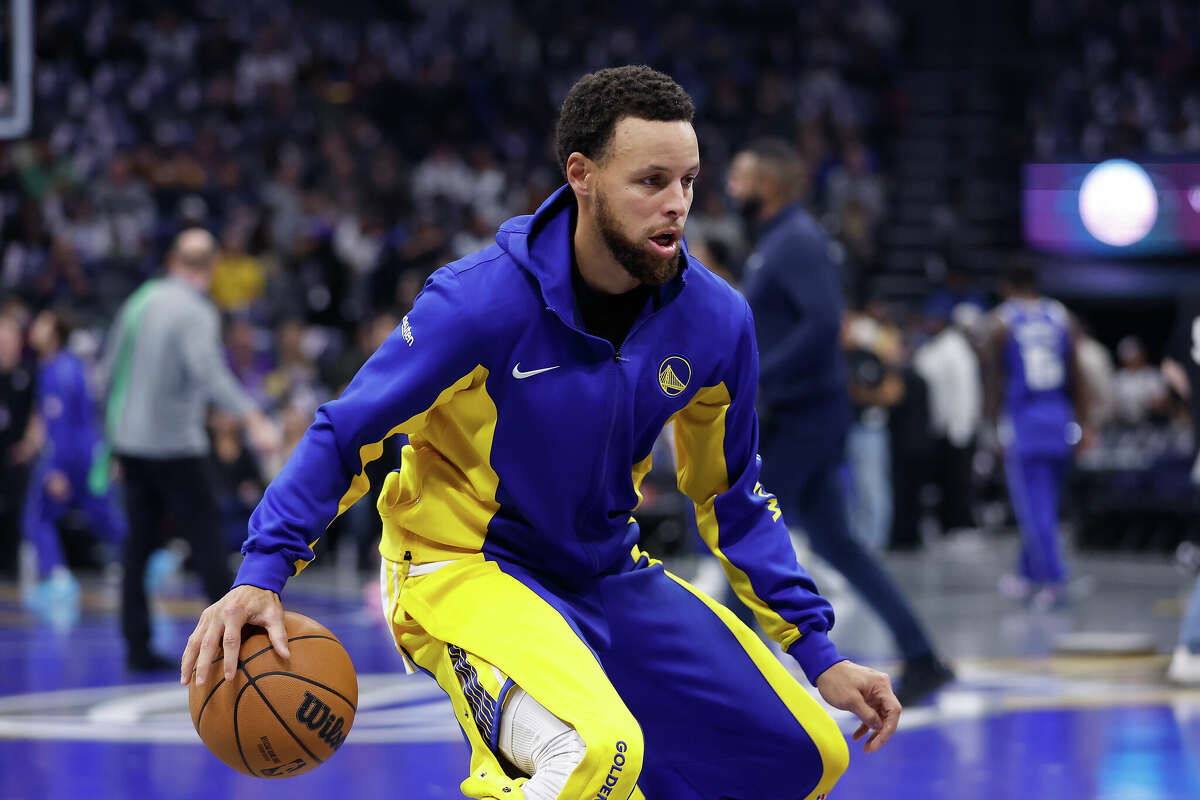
188, 611, 358, 778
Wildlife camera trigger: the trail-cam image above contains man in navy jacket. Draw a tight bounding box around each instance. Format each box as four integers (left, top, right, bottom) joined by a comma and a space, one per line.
728, 138, 953, 706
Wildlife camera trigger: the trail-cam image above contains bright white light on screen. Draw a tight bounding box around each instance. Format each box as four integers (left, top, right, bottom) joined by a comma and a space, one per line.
1078, 159, 1158, 246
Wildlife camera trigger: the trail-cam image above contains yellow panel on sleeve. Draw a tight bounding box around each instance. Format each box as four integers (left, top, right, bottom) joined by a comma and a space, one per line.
671, 382, 802, 650
291, 365, 489, 578
377, 365, 502, 564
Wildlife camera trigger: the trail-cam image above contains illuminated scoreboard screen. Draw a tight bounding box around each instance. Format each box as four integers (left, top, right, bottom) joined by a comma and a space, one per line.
1023, 160, 1200, 256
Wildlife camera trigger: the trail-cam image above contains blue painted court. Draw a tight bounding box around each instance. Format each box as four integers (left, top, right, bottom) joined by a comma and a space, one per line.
2, 539, 1199, 800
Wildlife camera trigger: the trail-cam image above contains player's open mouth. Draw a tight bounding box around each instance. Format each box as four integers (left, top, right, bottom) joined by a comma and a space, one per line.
648, 232, 679, 257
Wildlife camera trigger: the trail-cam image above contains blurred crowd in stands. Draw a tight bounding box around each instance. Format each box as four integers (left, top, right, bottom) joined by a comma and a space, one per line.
0, 0, 905, 572
1028, 0, 1200, 158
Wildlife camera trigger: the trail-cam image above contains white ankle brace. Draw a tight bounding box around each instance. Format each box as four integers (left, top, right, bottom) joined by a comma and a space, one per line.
497, 687, 586, 800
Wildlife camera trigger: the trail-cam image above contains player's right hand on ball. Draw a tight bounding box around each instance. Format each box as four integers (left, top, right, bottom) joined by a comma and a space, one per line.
180, 585, 290, 687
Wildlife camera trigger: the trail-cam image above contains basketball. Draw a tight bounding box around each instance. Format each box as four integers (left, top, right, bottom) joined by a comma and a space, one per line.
188, 611, 358, 778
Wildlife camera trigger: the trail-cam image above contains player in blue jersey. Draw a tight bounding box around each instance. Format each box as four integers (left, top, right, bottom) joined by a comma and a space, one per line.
182, 66, 900, 799
985, 260, 1090, 610
22, 307, 127, 625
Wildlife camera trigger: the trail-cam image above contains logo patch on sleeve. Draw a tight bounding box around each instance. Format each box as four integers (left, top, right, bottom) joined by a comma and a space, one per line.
401, 315, 414, 347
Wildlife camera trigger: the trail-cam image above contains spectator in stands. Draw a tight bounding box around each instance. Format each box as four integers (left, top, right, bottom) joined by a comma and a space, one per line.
263, 316, 327, 413
1075, 325, 1116, 430
224, 316, 272, 407
826, 140, 886, 231
210, 216, 266, 313
0, 312, 38, 581
889, 329, 934, 551
1112, 335, 1169, 427
843, 300, 904, 550
210, 408, 266, 552
914, 303, 984, 537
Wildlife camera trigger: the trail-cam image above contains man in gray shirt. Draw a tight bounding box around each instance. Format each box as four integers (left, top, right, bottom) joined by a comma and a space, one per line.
102, 228, 276, 671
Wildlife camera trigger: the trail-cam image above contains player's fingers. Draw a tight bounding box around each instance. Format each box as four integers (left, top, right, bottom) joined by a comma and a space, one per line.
180, 621, 207, 685
852, 723, 870, 741
194, 623, 222, 686
263, 613, 291, 660
848, 695, 883, 733
864, 693, 902, 753
221, 617, 244, 682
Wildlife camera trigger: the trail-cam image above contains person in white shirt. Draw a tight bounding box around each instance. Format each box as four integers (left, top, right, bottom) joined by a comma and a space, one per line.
914, 303, 982, 535
1075, 328, 1115, 430
1112, 335, 1167, 426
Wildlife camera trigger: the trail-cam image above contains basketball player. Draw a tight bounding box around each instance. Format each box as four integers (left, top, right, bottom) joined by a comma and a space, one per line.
985, 259, 1090, 610
22, 308, 127, 624
182, 66, 899, 800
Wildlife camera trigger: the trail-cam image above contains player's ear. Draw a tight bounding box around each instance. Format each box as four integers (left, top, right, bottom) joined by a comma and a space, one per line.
566, 153, 593, 197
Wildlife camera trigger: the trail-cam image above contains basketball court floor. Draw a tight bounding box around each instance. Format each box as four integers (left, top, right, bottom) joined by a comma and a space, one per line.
1, 534, 1198, 799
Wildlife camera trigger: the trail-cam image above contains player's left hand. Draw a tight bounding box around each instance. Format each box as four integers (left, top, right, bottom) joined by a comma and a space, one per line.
46, 470, 71, 502
815, 660, 901, 753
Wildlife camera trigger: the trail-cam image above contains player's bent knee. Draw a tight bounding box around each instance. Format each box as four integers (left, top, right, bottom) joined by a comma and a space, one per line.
573, 711, 643, 799
497, 687, 642, 800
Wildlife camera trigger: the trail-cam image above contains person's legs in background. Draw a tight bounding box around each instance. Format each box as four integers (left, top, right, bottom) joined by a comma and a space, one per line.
1168, 575, 1200, 684
937, 436, 978, 534
81, 467, 129, 558
20, 461, 80, 627
761, 418, 953, 705
160, 457, 233, 604
119, 455, 170, 670
1168, 458, 1200, 684
0, 462, 31, 581
846, 418, 893, 550
1003, 452, 1068, 608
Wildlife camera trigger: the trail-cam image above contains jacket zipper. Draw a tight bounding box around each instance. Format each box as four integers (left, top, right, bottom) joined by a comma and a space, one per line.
548, 294, 666, 572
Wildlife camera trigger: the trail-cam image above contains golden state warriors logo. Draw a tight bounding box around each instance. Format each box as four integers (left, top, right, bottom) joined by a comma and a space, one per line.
657, 356, 691, 397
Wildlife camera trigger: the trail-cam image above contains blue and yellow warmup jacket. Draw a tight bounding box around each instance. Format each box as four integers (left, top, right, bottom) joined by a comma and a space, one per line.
235, 186, 844, 683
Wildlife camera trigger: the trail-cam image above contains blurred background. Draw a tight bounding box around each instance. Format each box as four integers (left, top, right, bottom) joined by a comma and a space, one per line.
0, 0, 1199, 798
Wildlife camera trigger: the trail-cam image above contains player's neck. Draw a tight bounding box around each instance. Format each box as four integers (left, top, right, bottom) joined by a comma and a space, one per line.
572, 212, 640, 295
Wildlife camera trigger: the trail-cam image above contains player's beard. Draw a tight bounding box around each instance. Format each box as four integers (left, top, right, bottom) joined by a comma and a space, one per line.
595, 188, 682, 288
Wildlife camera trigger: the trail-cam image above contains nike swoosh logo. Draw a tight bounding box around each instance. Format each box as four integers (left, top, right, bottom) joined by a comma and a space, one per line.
512, 363, 560, 379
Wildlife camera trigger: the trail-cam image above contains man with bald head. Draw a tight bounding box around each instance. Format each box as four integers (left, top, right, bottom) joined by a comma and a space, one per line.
101, 228, 276, 672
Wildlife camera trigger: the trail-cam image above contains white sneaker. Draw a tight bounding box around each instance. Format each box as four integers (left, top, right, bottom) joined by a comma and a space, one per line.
1167, 645, 1200, 685
998, 572, 1032, 601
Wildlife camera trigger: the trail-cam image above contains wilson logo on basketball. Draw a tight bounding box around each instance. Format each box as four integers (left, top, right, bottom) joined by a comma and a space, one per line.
296, 692, 348, 749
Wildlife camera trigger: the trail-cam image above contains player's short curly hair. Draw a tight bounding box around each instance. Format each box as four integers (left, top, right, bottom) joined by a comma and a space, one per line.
555, 65, 695, 177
